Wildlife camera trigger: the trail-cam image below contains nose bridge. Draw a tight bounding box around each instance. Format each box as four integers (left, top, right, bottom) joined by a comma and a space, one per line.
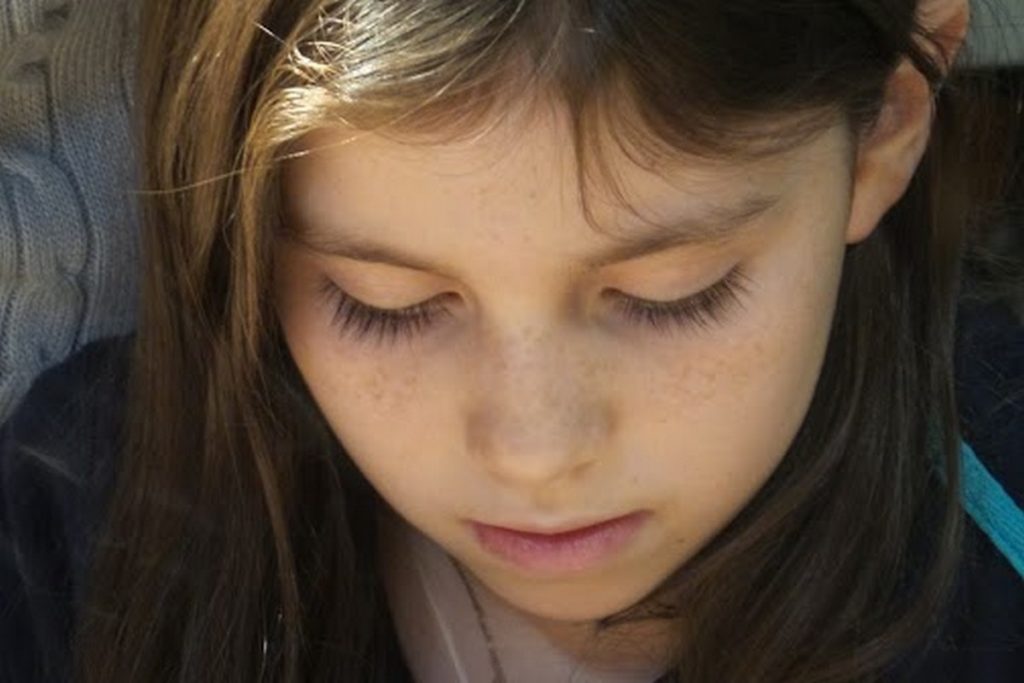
465, 323, 613, 485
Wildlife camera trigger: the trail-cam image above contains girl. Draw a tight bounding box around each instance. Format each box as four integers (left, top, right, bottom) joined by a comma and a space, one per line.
2, 0, 1022, 681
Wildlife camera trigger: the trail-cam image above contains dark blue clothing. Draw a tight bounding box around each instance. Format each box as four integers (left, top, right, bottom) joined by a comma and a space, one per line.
0, 336, 130, 683
2, 297, 1022, 682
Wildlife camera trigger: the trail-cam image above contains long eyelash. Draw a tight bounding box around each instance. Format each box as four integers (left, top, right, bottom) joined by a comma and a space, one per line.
318, 265, 752, 346
316, 278, 453, 346
608, 265, 753, 335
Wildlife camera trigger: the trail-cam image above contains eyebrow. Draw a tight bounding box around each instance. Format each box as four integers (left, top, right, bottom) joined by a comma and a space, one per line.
292, 192, 781, 273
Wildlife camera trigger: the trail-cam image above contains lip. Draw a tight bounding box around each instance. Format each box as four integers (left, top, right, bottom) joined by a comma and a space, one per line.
469, 511, 651, 575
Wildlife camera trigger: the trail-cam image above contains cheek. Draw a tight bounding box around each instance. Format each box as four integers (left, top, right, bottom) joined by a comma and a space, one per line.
275, 257, 442, 504
287, 340, 445, 512
275, 250, 428, 419
626, 241, 843, 523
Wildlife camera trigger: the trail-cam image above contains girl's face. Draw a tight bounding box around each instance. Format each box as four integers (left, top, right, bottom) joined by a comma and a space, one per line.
274, 102, 858, 626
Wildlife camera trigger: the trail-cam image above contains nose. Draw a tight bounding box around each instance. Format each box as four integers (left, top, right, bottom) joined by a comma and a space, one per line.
464, 325, 614, 487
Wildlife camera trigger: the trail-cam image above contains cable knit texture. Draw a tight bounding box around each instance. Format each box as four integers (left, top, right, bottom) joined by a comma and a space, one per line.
0, 0, 140, 423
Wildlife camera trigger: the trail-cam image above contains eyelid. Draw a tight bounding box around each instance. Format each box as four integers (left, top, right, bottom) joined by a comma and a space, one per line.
603, 260, 735, 301
319, 260, 738, 316
317, 277, 451, 313
319, 263, 748, 322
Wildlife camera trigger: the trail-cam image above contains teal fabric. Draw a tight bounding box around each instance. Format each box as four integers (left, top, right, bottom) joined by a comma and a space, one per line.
958, 439, 1024, 580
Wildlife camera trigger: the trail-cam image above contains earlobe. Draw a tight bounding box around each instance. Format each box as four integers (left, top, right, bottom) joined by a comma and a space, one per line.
844, 0, 969, 245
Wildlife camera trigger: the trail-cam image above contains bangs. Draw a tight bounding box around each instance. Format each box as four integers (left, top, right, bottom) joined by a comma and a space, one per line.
255, 0, 853, 238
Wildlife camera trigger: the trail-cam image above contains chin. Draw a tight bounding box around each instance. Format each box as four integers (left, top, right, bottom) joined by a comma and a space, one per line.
477, 566, 656, 623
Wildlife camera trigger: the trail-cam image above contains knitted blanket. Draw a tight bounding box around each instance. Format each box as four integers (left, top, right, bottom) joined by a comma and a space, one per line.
0, 0, 139, 422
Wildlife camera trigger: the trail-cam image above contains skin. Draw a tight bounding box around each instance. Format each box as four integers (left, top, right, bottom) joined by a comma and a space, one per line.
272, 0, 965, 674
273, 110, 845, 677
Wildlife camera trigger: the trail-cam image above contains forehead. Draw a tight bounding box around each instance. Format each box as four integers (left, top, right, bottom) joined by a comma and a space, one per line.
279, 104, 851, 269
284, 105, 834, 204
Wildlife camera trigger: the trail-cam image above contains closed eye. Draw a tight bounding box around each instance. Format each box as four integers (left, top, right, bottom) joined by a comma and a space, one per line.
605, 265, 752, 335
316, 264, 752, 347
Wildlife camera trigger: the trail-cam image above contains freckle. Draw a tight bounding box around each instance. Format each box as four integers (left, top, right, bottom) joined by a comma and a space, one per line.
362, 368, 387, 404
672, 361, 717, 404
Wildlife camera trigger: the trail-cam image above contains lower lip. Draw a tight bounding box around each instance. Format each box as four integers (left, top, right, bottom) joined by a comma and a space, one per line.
469, 511, 650, 574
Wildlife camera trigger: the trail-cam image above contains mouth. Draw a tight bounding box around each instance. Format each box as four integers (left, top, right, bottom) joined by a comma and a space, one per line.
467, 511, 651, 575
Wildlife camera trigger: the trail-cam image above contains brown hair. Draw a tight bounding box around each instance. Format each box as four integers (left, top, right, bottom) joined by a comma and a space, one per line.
73, 1, 1020, 681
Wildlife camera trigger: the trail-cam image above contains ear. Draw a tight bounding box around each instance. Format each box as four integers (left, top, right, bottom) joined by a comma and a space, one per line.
845, 0, 970, 245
